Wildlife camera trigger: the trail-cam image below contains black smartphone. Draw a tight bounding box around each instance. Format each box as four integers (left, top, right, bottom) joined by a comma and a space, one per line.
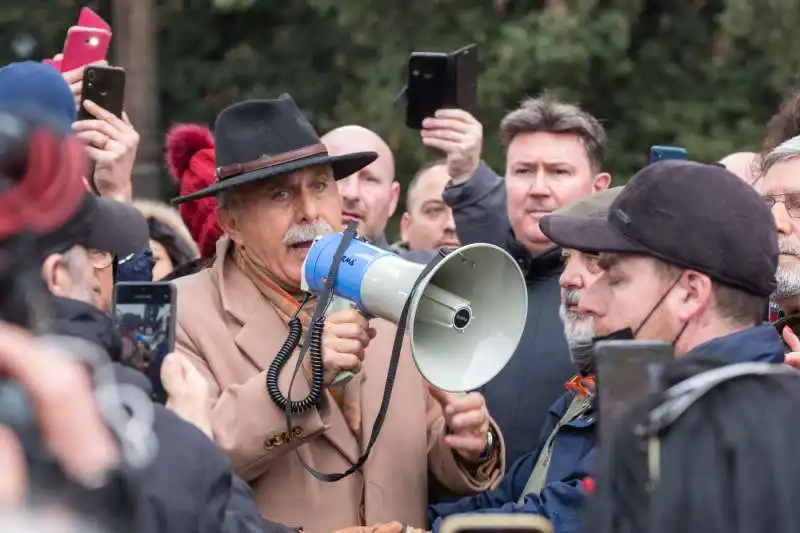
406, 43, 479, 129
112, 282, 176, 403
406, 51, 450, 129
450, 43, 478, 117
649, 145, 688, 164
594, 340, 675, 439
78, 65, 125, 120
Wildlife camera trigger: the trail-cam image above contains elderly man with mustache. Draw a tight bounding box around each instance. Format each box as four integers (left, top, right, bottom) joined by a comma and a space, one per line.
170, 96, 503, 533
758, 134, 800, 365
422, 188, 622, 533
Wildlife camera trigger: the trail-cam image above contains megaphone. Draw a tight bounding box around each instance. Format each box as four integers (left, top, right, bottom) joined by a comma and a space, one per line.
301, 232, 528, 392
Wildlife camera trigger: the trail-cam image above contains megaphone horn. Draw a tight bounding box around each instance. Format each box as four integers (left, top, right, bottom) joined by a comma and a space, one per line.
301, 233, 528, 393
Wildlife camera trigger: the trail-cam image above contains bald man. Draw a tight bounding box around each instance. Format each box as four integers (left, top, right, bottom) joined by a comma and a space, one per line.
719, 152, 761, 185
322, 126, 400, 244
399, 160, 460, 252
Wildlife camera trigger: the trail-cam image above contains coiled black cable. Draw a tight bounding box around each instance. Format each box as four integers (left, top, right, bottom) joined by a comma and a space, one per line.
266, 304, 326, 413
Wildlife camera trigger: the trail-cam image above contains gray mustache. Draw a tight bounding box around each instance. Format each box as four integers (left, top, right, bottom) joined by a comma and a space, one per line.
780, 236, 800, 258
563, 289, 582, 307
283, 223, 332, 246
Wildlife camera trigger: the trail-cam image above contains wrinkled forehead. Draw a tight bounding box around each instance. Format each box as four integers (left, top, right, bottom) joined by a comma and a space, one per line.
761, 156, 800, 195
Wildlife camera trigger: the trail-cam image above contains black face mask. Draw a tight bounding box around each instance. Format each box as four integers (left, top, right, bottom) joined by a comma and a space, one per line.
591, 274, 686, 350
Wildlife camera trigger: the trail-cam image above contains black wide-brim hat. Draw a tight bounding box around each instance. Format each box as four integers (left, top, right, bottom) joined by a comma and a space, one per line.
171, 94, 377, 205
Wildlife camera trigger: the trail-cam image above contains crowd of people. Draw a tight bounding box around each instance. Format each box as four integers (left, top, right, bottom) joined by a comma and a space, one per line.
2, 42, 800, 533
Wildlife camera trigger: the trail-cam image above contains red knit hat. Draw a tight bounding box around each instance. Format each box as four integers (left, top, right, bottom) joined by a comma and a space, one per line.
165, 124, 223, 259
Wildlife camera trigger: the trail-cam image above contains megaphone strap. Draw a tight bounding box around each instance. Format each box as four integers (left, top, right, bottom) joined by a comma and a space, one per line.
288, 244, 453, 483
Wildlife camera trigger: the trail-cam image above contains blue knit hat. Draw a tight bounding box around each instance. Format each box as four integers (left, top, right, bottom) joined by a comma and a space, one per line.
0, 61, 76, 129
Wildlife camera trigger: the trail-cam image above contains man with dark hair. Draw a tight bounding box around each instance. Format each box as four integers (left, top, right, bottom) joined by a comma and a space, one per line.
420, 95, 611, 468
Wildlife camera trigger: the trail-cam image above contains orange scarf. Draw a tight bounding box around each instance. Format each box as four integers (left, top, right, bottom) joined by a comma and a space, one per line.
233, 246, 315, 327
564, 374, 596, 398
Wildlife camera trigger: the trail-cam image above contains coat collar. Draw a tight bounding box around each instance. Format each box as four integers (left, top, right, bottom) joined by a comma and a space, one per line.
210, 236, 361, 463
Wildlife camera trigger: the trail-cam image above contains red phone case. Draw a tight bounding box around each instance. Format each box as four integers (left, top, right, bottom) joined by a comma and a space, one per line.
77, 7, 111, 33
60, 27, 111, 72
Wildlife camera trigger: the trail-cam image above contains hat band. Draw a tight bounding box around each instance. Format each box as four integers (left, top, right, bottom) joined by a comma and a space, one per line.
216, 143, 329, 181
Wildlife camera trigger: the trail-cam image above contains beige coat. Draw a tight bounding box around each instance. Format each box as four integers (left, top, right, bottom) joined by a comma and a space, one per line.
174, 238, 504, 533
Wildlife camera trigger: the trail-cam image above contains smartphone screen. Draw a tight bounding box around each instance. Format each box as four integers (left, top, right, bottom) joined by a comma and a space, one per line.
406, 52, 449, 129
595, 340, 674, 439
78, 66, 125, 119
113, 282, 176, 380
649, 145, 688, 164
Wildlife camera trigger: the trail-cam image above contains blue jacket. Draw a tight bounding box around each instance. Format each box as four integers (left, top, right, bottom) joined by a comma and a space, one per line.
428, 324, 785, 533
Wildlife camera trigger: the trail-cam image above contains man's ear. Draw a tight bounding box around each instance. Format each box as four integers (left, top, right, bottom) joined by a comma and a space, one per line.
677, 270, 714, 322
592, 172, 612, 192
399, 211, 412, 245
217, 208, 241, 246
41, 254, 69, 298
388, 181, 401, 218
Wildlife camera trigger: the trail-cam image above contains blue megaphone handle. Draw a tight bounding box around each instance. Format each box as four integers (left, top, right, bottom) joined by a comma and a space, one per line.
303, 232, 393, 314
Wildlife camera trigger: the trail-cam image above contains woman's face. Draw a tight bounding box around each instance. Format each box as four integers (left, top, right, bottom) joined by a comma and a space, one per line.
149, 239, 174, 281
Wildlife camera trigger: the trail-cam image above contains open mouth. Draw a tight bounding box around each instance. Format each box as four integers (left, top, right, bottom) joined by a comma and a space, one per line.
289, 241, 313, 250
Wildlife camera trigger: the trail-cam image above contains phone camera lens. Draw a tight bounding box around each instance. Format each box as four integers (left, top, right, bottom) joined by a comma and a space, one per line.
87, 70, 96, 83
411, 69, 420, 77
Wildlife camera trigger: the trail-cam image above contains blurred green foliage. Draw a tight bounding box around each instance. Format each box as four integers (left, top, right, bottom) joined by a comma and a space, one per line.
1, 0, 796, 208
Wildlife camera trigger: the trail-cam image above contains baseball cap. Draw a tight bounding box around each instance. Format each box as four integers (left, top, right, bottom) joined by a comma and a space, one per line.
551, 186, 624, 219
539, 160, 778, 297
0, 106, 147, 257
0, 61, 76, 129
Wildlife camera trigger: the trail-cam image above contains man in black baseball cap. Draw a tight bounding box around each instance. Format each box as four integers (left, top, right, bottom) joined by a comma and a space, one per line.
0, 105, 147, 318
539, 160, 783, 363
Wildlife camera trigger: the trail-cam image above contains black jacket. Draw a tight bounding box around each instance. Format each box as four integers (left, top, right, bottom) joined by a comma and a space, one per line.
45, 297, 295, 533
442, 163, 575, 468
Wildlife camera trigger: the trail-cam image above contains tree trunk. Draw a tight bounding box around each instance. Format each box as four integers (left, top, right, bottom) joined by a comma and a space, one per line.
112, 0, 162, 200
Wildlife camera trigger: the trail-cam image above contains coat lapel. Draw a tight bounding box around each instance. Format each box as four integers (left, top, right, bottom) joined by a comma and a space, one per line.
214, 238, 361, 464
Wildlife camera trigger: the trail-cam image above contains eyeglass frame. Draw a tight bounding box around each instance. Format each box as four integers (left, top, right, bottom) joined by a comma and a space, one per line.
88, 249, 114, 270
764, 193, 800, 218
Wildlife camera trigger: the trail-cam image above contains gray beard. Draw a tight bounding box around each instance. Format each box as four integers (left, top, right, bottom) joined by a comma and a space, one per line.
776, 264, 800, 300
558, 302, 596, 370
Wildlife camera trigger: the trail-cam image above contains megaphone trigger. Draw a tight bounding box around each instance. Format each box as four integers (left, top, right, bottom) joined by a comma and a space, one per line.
327, 296, 360, 387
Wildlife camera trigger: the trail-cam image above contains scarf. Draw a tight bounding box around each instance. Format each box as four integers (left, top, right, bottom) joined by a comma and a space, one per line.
564, 373, 596, 398
233, 245, 363, 438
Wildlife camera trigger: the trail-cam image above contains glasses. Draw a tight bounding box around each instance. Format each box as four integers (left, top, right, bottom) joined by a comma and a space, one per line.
765, 193, 800, 218
88, 249, 114, 270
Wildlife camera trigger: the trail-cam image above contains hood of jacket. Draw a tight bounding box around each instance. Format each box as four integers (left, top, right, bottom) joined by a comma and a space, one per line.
133, 199, 199, 258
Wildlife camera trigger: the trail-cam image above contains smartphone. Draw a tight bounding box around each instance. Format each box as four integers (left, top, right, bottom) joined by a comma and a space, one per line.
77, 6, 112, 33
60, 27, 111, 72
649, 145, 688, 164
406, 43, 480, 129
439, 514, 553, 533
43, 8, 111, 71
406, 52, 450, 129
113, 282, 176, 402
450, 43, 478, 117
78, 65, 125, 120
594, 340, 674, 439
